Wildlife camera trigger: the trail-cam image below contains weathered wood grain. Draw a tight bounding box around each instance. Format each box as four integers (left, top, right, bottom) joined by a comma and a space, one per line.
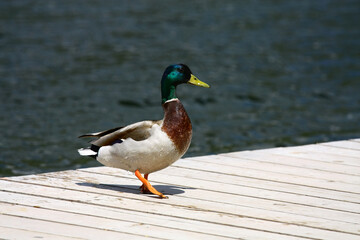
1, 139, 359, 240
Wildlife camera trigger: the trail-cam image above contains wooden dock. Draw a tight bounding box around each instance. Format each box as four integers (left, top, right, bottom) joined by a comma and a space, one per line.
1, 139, 360, 239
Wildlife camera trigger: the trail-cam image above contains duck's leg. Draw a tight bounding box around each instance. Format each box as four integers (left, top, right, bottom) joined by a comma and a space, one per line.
135, 170, 168, 199
139, 173, 150, 194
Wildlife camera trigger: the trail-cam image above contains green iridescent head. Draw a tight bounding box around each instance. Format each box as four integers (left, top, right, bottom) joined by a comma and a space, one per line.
161, 64, 210, 103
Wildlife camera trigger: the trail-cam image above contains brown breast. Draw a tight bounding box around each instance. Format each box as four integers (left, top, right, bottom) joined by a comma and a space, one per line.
161, 99, 192, 155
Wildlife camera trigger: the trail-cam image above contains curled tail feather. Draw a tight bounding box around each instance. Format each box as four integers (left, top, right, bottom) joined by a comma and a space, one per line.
78, 145, 100, 159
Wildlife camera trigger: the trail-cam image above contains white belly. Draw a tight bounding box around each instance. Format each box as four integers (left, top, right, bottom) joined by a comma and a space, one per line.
96, 124, 182, 174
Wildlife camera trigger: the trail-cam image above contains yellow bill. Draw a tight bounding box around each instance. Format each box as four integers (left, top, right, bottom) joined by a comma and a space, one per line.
188, 74, 210, 88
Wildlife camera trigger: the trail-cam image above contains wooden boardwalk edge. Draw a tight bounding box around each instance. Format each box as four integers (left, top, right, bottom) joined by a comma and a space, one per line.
1, 139, 359, 240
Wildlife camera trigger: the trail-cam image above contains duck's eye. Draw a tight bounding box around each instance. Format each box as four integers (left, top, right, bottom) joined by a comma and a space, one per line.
169, 72, 178, 78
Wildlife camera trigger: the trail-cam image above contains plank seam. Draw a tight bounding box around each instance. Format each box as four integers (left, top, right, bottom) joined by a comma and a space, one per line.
0, 224, 86, 240
77, 168, 360, 212
0, 190, 327, 240
4, 175, 360, 230
170, 165, 360, 195
140, 170, 360, 204
320, 143, 360, 152
77, 169, 360, 215
2, 184, 358, 238
184, 155, 360, 185
0, 201, 236, 240
216, 153, 360, 177
0, 212, 164, 240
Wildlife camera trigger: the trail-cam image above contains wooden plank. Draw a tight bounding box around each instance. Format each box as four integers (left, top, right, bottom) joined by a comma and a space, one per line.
158, 165, 360, 204
0, 214, 152, 240
0, 202, 223, 240
298, 144, 360, 159
171, 157, 360, 194
2, 171, 360, 238
264, 145, 360, 166
321, 140, 360, 151
0, 191, 233, 240
1, 139, 360, 240
0, 226, 83, 240
272, 150, 359, 167
77, 167, 360, 214
0, 179, 326, 240
186, 154, 360, 185
219, 151, 360, 176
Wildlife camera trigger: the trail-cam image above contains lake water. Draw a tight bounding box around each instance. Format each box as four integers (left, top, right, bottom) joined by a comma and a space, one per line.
1, 0, 359, 176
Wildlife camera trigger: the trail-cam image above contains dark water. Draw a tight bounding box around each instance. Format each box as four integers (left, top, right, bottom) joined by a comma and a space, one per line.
1, 0, 359, 176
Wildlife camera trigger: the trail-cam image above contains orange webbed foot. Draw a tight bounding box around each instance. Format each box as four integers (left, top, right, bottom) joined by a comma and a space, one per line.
135, 170, 168, 199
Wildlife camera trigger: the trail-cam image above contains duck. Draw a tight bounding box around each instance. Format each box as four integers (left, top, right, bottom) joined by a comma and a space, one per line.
78, 64, 210, 198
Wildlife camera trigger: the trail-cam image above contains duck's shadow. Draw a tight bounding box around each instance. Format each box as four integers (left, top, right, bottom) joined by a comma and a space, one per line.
76, 182, 193, 197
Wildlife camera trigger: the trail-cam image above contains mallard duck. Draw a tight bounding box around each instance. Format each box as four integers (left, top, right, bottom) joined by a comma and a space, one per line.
78, 64, 210, 198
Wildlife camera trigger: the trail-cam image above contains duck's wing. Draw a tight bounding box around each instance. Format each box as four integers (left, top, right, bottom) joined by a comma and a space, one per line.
78, 126, 124, 138
79, 120, 162, 147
